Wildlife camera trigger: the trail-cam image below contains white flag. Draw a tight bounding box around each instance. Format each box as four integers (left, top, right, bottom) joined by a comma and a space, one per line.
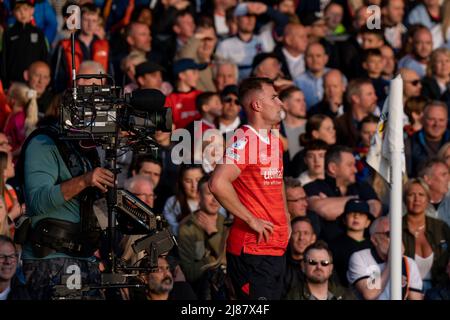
366, 75, 406, 183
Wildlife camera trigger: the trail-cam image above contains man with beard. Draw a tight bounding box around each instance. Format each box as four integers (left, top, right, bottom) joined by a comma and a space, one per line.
178, 175, 228, 299
285, 240, 354, 300
130, 256, 197, 300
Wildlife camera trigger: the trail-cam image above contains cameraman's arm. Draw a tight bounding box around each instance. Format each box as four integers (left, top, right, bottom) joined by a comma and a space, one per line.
60, 167, 114, 201
24, 135, 113, 215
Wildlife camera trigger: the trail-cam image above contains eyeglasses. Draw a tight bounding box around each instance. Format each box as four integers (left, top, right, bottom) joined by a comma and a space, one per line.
405, 79, 421, 86
0, 253, 19, 263
306, 258, 332, 267
222, 97, 240, 105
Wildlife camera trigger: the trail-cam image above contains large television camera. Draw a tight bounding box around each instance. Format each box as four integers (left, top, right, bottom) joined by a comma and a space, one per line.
60, 74, 172, 147
57, 72, 176, 297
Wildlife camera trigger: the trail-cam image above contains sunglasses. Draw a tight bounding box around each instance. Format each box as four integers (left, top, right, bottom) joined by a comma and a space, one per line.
223, 97, 240, 105
306, 258, 332, 267
406, 79, 421, 86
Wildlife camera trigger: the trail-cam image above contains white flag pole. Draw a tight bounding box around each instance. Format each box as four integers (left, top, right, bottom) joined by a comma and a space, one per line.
388, 75, 404, 300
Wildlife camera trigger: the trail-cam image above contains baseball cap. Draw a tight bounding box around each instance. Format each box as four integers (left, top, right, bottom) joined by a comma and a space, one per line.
343, 199, 374, 220
233, 3, 249, 17
220, 84, 239, 98
12, 0, 34, 9
301, 12, 324, 26
135, 61, 165, 79
251, 52, 280, 72
172, 58, 207, 76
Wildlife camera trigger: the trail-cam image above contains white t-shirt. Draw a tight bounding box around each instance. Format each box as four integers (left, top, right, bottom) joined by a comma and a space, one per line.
282, 48, 305, 79
216, 35, 270, 80
347, 248, 423, 300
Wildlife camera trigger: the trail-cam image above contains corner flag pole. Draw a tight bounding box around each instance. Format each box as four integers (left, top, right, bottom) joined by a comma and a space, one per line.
388, 75, 404, 300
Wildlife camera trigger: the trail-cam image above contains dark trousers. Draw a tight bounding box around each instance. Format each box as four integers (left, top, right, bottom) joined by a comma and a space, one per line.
226, 251, 286, 300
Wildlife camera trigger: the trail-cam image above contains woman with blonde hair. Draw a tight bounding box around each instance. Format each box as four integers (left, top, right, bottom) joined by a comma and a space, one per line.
3, 82, 38, 160
431, 0, 450, 49
402, 178, 450, 293
422, 48, 450, 101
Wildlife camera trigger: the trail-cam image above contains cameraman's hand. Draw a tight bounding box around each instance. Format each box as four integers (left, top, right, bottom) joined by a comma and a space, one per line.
83, 168, 114, 193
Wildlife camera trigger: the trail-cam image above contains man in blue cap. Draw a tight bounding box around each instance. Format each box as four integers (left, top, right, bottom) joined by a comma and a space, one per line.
165, 58, 207, 129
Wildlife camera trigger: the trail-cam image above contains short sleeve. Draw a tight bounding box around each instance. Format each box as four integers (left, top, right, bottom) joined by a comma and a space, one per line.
224, 135, 249, 172
347, 251, 373, 285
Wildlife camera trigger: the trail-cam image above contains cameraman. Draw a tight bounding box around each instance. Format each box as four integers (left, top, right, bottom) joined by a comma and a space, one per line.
18, 83, 114, 300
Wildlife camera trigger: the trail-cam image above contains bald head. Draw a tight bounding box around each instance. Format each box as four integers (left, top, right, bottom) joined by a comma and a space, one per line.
24, 61, 51, 96
324, 69, 346, 104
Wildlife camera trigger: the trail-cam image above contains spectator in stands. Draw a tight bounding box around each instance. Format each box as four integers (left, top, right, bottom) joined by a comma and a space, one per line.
0, 235, 30, 300
129, 255, 197, 300
282, 216, 317, 297
0, 151, 21, 238
163, 164, 204, 236
286, 241, 355, 300
134, 61, 165, 92
23, 61, 53, 116
218, 85, 241, 135
166, 58, 206, 129
302, 11, 340, 69
402, 178, 450, 292
425, 257, 450, 300
421, 48, 450, 101
308, 69, 346, 119
354, 114, 379, 182
215, 3, 272, 81
298, 140, 328, 187
335, 78, 378, 148
171, 9, 196, 60
419, 159, 450, 227
294, 42, 330, 109
362, 49, 390, 109
398, 26, 434, 78
400, 68, 423, 106
274, 23, 308, 80
405, 101, 450, 176
381, 0, 407, 51
53, 3, 109, 92
176, 19, 218, 92
131, 155, 162, 192
120, 175, 156, 266
330, 199, 373, 287
3, 82, 38, 160
438, 142, 450, 171
347, 216, 424, 300
407, 0, 442, 30
324, 2, 346, 36
280, 86, 306, 161
212, 59, 239, 92
178, 175, 228, 299
284, 177, 321, 234
430, 0, 450, 49
304, 145, 382, 242
380, 44, 397, 80
404, 96, 427, 137
1, 0, 48, 87
121, 51, 147, 92
289, 114, 336, 178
